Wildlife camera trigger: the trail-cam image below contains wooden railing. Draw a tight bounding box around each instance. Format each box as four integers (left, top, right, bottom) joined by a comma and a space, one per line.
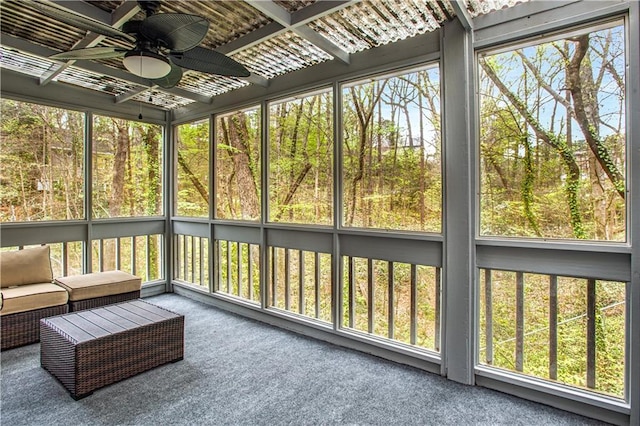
479, 268, 626, 398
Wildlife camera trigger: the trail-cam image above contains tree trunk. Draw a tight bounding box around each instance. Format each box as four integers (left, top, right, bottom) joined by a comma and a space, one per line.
567, 35, 625, 199
481, 59, 585, 238
227, 113, 260, 219
110, 119, 128, 217
177, 151, 208, 204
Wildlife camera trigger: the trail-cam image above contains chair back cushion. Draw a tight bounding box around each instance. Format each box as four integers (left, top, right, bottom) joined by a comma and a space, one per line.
0, 246, 53, 288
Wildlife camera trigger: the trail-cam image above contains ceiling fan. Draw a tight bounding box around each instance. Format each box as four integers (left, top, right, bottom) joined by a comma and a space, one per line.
30, 0, 251, 89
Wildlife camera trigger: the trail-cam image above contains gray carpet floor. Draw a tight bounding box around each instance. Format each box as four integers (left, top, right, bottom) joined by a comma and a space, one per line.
1, 293, 608, 425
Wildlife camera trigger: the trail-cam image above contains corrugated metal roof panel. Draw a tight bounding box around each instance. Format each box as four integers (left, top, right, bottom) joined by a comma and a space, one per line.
0, 1, 88, 52
57, 67, 137, 96
177, 72, 249, 97
310, 0, 446, 54
232, 31, 332, 79
466, 0, 528, 17
1, 47, 55, 78
130, 89, 193, 110
0, 0, 533, 110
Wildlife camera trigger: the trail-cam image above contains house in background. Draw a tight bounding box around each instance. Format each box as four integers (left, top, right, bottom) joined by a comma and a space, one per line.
1, 1, 638, 424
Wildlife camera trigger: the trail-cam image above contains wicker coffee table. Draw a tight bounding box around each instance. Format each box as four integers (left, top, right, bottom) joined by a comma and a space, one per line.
40, 299, 184, 400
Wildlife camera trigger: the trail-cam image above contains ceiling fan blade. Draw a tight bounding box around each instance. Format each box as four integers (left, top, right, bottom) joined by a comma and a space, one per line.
170, 47, 250, 78
29, 1, 136, 44
150, 61, 183, 89
140, 14, 209, 52
50, 47, 128, 61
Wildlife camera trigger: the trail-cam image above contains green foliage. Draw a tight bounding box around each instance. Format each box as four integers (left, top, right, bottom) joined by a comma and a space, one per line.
480, 270, 625, 398
176, 120, 209, 217
91, 115, 163, 218
1, 99, 85, 221
479, 24, 626, 241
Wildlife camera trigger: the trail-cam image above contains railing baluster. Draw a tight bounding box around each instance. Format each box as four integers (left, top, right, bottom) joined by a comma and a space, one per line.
272, 247, 278, 306
62, 242, 68, 276
315, 252, 320, 319
98, 239, 104, 272
549, 274, 558, 380
485, 269, 493, 365
284, 249, 290, 310
237, 242, 243, 297
348, 256, 355, 328
200, 237, 205, 286
191, 236, 196, 284
175, 235, 180, 280
368, 258, 374, 334
410, 264, 417, 345
516, 271, 524, 372
226, 241, 232, 293
216, 239, 221, 292
131, 236, 137, 276
146, 234, 151, 282
299, 250, 305, 315
388, 261, 394, 339
115, 238, 121, 271
182, 235, 189, 281
587, 278, 596, 389
435, 267, 441, 352
248, 244, 254, 301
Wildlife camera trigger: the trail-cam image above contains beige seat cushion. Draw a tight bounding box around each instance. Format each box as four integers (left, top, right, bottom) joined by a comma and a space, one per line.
55, 270, 141, 301
0, 283, 68, 316
0, 246, 53, 288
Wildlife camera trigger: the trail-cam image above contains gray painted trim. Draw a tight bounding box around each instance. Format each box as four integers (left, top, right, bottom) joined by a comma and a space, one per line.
474, 0, 630, 50
476, 246, 631, 282
267, 229, 333, 253
626, 1, 640, 423
442, 18, 475, 385
0, 222, 88, 247
173, 221, 210, 238
340, 235, 442, 266
91, 219, 166, 239
164, 113, 173, 293
141, 281, 167, 298
215, 224, 261, 244
476, 372, 629, 425
84, 111, 93, 273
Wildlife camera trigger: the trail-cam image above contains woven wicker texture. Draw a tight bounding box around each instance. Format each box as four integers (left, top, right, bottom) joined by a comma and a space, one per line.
69, 290, 141, 312
40, 300, 184, 399
1, 305, 68, 350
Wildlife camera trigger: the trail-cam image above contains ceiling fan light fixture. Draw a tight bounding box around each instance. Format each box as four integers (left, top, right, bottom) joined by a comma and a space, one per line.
123, 50, 171, 79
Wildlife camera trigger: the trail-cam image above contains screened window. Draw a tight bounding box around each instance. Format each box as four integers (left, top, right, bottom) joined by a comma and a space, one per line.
0, 100, 84, 222
341, 65, 442, 232
175, 120, 210, 217
215, 107, 261, 221
478, 21, 626, 241
268, 90, 333, 225
92, 116, 163, 218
